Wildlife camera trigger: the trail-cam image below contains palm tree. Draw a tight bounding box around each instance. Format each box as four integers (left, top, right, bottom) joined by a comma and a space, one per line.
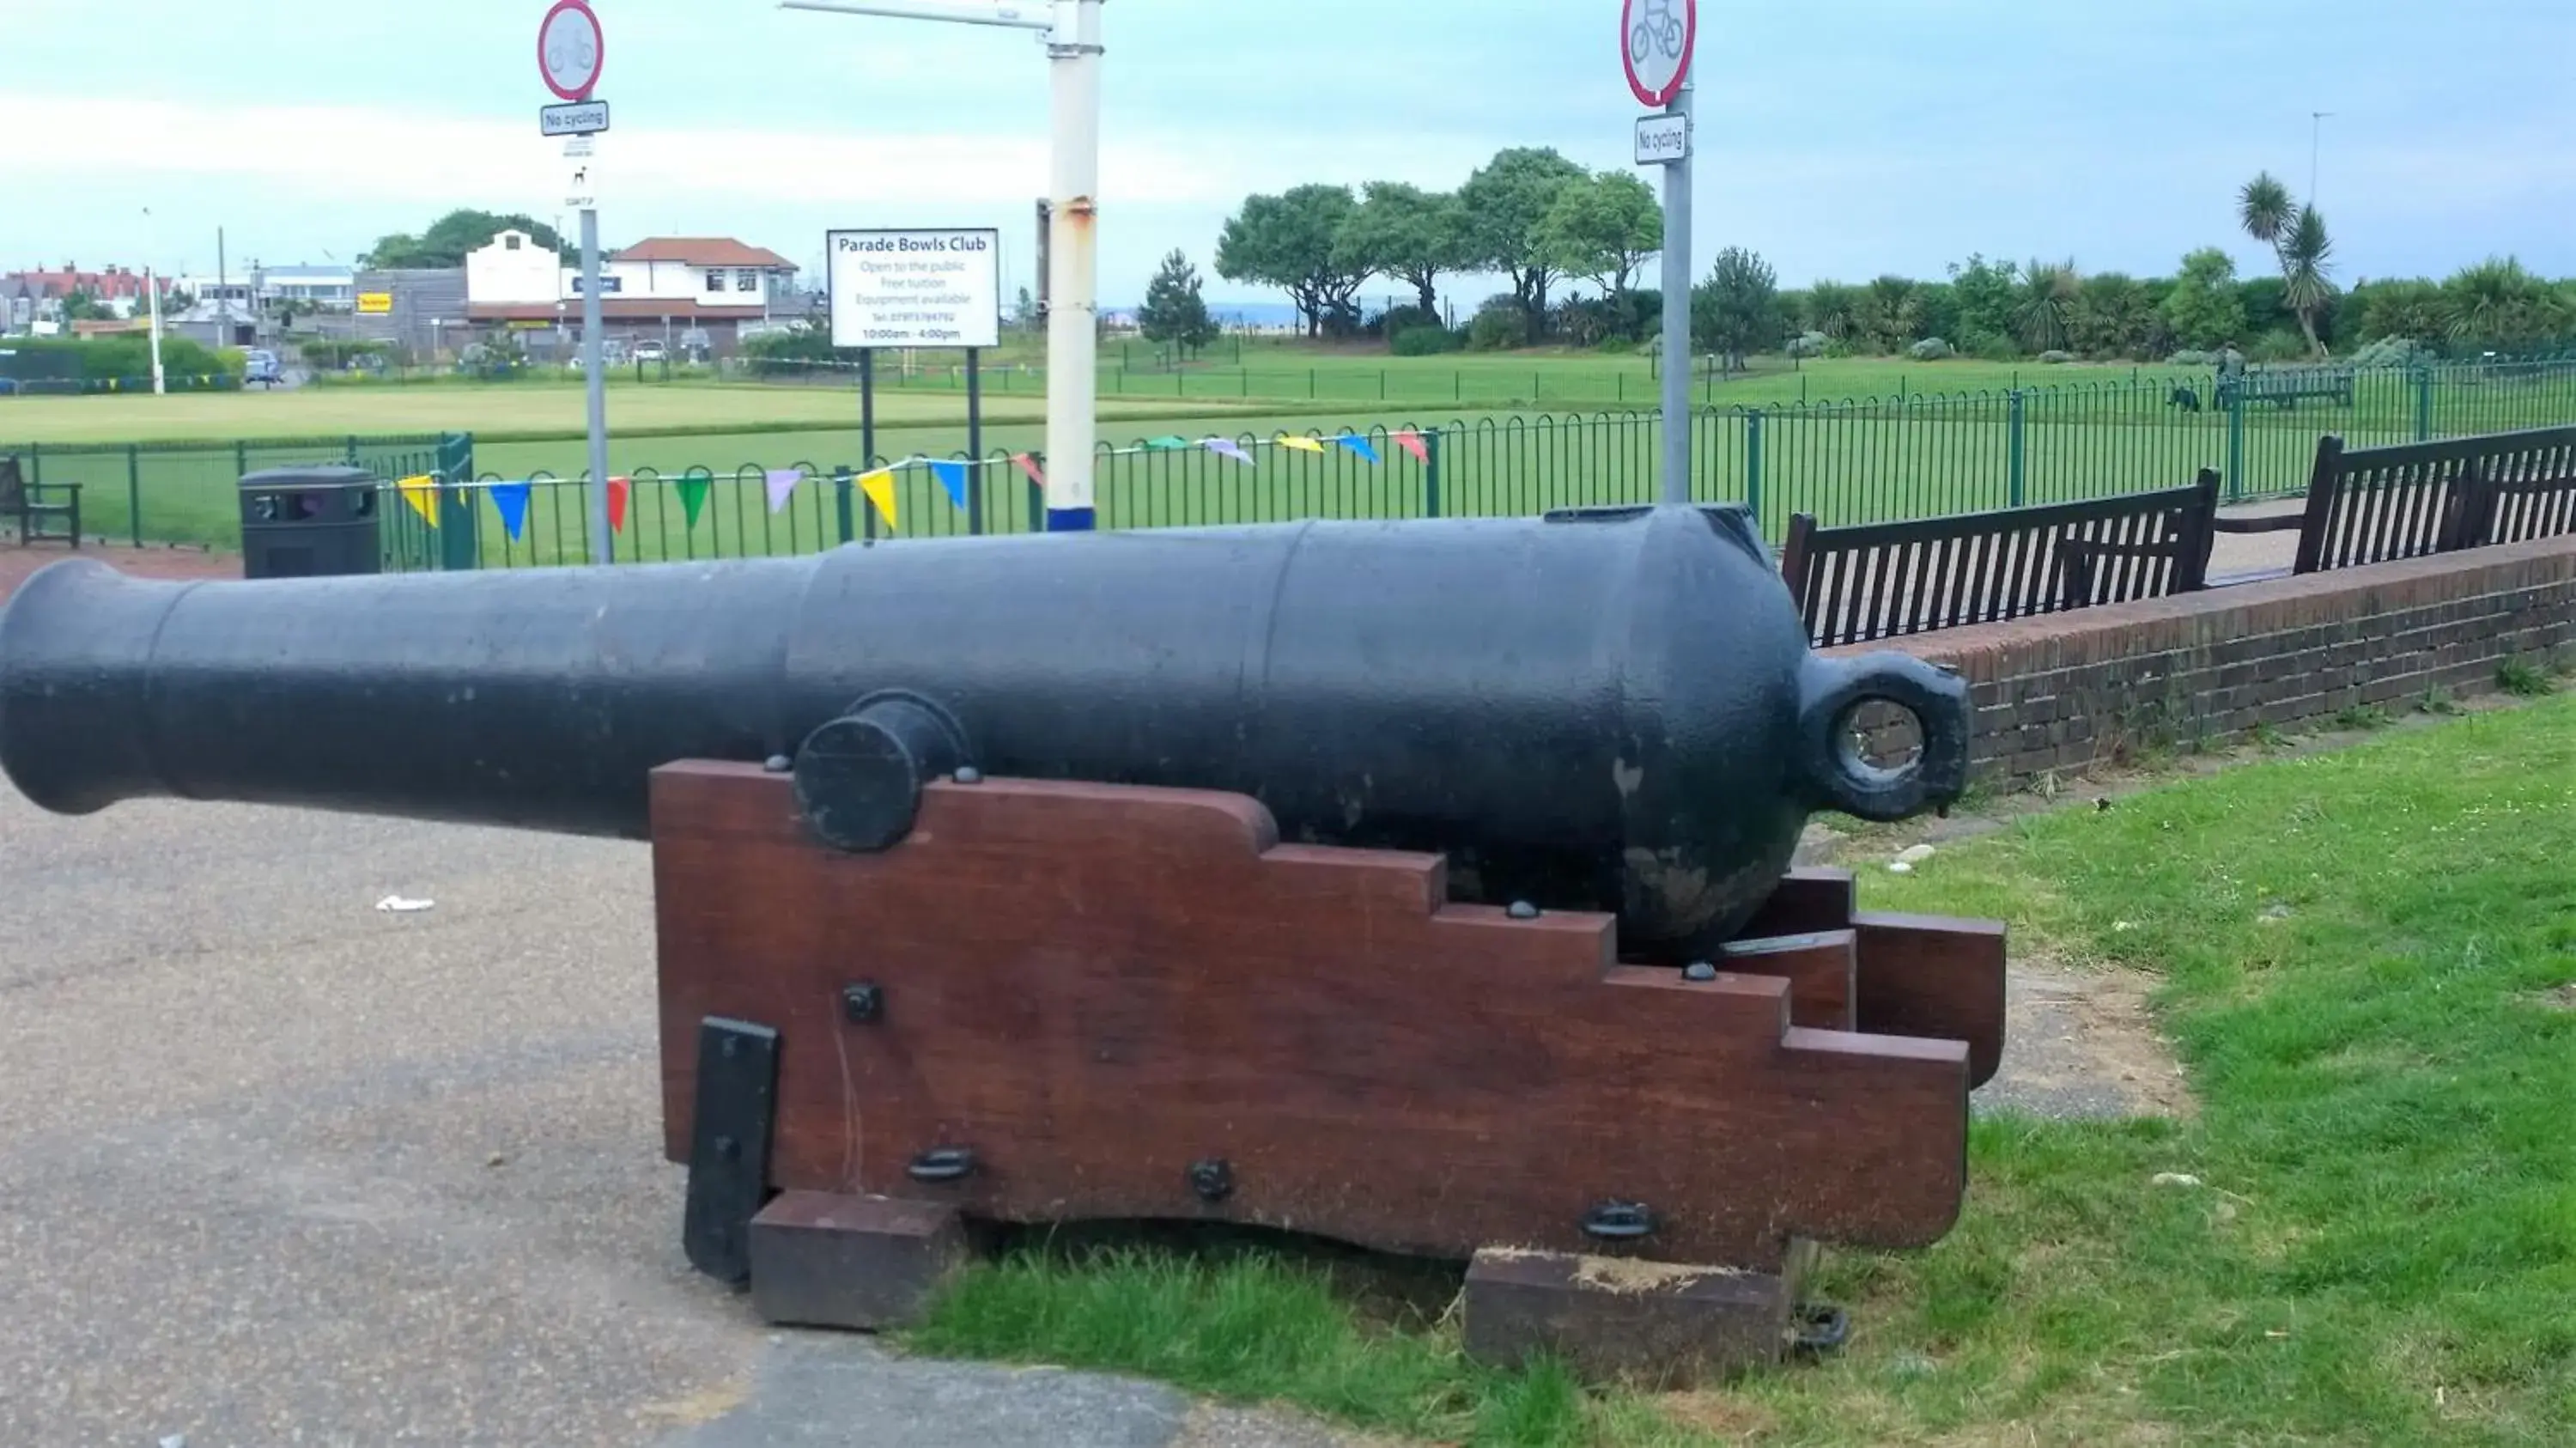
2239, 171, 2335, 357
2013, 259, 2080, 353
2277, 206, 2336, 357
2238, 173, 2293, 247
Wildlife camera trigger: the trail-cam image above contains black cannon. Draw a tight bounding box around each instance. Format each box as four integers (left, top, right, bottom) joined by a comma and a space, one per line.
0, 504, 1965, 950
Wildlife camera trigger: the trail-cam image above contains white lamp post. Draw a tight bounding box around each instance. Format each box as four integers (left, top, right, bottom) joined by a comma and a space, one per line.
781, 0, 1103, 531
140, 206, 167, 395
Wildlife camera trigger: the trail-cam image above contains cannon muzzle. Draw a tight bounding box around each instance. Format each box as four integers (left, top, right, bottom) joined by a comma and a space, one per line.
0, 506, 1966, 948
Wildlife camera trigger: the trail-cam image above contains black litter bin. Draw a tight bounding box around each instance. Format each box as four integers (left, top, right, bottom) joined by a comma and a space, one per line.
240, 466, 382, 579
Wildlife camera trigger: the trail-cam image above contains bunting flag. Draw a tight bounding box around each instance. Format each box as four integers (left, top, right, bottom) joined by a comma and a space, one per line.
858, 469, 899, 531
1393, 429, 1431, 465
1333, 432, 1382, 465
765, 468, 802, 514
489, 480, 531, 542
929, 459, 970, 511
1277, 435, 1327, 454
396, 474, 440, 526
1012, 453, 1046, 487
1145, 435, 1190, 451
606, 476, 630, 534
1201, 437, 1254, 465
677, 475, 710, 529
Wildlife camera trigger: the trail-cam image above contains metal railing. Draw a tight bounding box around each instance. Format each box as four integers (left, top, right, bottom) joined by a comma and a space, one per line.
11, 354, 2570, 563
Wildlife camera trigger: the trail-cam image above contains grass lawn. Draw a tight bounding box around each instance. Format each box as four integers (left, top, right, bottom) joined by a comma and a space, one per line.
900, 695, 2576, 1446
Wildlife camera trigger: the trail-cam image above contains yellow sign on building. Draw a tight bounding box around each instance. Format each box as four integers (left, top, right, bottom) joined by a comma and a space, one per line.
356, 292, 394, 314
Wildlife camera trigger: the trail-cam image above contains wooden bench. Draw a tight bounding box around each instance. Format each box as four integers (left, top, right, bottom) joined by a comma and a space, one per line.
0, 454, 82, 547
1779, 471, 2220, 648
2214, 427, 2576, 575
2220, 367, 2355, 410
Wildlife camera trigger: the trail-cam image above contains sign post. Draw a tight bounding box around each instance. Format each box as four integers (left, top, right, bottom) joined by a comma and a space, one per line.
1624, 0, 1697, 508
539, 0, 612, 562
785, 0, 1104, 532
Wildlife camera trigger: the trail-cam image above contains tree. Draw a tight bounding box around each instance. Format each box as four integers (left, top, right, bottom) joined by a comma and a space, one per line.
59, 289, 114, 322
1011, 286, 1038, 329
2238, 171, 2336, 357
2161, 247, 2245, 350
1803, 280, 1861, 342
1457, 147, 1589, 333
1536, 171, 1662, 295
1340, 182, 1468, 318
1214, 185, 1370, 338
2069, 272, 2160, 358
1944, 254, 2020, 347
2013, 258, 2080, 352
362, 210, 577, 269
1137, 249, 1218, 353
1854, 276, 1923, 352
2348, 278, 2446, 345
2441, 258, 2576, 345
1692, 246, 1783, 371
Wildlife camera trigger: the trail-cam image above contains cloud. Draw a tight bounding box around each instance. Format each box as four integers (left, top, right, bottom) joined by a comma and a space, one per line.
0, 93, 1303, 212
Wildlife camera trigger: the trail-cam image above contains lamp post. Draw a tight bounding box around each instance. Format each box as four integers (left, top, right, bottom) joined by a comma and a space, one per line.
140, 206, 167, 396
781, 0, 1104, 531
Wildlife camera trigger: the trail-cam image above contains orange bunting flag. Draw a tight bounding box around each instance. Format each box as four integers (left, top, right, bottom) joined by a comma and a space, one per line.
606, 476, 630, 534
1393, 429, 1431, 465
1277, 435, 1327, 454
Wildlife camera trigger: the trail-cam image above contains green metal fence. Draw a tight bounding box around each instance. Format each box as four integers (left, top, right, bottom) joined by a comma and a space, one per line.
5, 433, 467, 551
379, 355, 2576, 570
16, 354, 2573, 569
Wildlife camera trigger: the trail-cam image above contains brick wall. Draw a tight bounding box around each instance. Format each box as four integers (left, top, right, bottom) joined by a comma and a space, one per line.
1832, 532, 2576, 785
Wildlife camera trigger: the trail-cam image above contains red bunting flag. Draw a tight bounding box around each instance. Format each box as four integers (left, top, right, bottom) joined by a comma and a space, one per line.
1393, 429, 1431, 465
1012, 453, 1046, 487
606, 476, 630, 534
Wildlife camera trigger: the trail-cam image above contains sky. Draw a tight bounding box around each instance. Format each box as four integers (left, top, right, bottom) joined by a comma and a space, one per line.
3, 0, 2570, 308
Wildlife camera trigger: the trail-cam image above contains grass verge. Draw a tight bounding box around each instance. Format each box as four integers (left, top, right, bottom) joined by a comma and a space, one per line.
901, 697, 2576, 1445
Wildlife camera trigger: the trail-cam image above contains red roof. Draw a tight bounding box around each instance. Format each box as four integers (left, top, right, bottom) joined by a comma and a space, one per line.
613, 238, 796, 270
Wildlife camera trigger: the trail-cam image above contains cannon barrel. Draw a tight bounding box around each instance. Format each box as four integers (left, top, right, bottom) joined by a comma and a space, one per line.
0, 504, 1965, 949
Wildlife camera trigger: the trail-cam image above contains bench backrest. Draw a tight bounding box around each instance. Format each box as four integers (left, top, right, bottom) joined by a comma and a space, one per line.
2296, 427, 2576, 574
1780, 471, 2221, 648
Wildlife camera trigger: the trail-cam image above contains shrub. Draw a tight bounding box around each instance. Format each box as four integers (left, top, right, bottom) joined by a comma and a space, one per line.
1466, 296, 1529, 352
2037, 349, 2075, 364
1375, 304, 1439, 338
297, 338, 394, 371
1388, 324, 1462, 357
2251, 331, 2309, 363
2346, 335, 2431, 369
1960, 330, 2018, 362
1905, 337, 1953, 361
2167, 349, 2216, 366
1785, 331, 1829, 359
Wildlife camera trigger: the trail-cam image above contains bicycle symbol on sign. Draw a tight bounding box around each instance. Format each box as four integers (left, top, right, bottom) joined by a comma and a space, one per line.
1628, 0, 1685, 65
548, 27, 598, 84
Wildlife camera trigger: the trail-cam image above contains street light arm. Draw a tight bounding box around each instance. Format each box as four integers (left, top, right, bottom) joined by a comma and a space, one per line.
777, 0, 1054, 30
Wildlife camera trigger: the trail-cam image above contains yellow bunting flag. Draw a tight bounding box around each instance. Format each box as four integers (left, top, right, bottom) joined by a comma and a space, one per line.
396, 475, 440, 526
858, 469, 899, 531
1277, 435, 1327, 453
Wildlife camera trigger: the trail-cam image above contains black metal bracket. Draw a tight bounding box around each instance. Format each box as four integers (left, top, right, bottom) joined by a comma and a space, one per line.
681, 1016, 781, 1287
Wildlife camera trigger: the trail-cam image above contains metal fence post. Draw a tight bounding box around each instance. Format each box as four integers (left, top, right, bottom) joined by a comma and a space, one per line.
833, 466, 856, 545
2415, 366, 2435, 441
126, 445, 143, 546
2225, 385, 2246, 502
438, 478, 479, 571
2006, 390, 2026, 508
1745, 409, 1765, 526
1423, 427, 1443, 518
234, 440, 248, 480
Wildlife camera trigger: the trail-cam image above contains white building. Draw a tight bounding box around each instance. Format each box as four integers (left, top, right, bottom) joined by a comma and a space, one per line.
462, 230, 799, 354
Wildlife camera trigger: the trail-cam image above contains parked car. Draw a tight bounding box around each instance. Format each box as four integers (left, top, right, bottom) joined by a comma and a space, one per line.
244, 350, 282, 387
633, 339, 668, 363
